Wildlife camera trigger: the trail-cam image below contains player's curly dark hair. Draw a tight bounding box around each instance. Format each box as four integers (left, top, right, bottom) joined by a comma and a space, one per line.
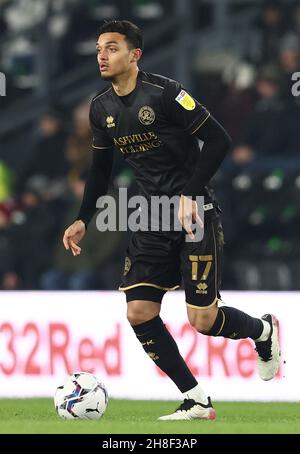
99, 20, 143, 51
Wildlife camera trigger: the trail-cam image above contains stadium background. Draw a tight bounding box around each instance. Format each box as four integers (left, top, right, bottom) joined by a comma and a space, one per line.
0, 0, 300, 430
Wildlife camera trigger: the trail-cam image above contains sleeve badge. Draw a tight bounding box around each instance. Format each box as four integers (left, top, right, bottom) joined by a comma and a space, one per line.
175, 90, 196, 110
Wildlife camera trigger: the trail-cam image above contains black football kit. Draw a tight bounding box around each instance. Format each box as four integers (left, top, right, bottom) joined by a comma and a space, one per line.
77, 70, 231, 307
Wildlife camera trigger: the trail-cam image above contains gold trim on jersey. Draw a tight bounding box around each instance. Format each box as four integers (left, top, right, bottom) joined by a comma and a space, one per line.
92, 144, 113, 149
191, 113, 211, 135
92, 87, 112, 101
216, 308, 226, 335
186, 296, 219, 310
142, 80, 165, 90
119, 282, 181, 291
211, 220, 218, 306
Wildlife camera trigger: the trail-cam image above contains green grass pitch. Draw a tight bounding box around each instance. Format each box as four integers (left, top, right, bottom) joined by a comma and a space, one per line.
0, 399, 299, 434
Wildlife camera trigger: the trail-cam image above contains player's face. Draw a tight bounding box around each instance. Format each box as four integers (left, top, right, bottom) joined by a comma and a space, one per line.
96, 32, 138, 80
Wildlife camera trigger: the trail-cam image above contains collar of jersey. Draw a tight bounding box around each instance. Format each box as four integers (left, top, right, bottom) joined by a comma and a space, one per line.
111, 70, 143, 107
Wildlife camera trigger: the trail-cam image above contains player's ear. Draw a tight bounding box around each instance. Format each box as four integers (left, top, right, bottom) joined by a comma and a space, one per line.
130, 48, 142, 63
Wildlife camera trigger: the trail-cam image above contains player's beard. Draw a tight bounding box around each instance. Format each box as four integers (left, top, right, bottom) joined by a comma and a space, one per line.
100, 72, 113, 81
100, 66, 128, 83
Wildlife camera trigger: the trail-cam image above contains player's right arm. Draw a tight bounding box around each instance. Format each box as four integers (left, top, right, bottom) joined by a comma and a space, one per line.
63, 100, 114, 256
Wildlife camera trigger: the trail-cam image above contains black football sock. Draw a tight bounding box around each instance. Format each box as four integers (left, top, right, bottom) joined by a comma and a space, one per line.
132, 315, 197, 393
206, 306, 264, 340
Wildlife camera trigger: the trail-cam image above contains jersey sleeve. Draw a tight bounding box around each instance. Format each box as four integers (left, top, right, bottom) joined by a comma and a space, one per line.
161, 79, 210, 134
89, 100, 114, 149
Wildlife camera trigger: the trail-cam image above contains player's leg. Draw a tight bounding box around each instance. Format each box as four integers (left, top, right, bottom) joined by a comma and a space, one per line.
187, 300, 266, 342
126, 288, 214, 420
184, 213, 280, 382
187, 303, 280, 382
127, 295, 198, 391
120, 231, 215, 420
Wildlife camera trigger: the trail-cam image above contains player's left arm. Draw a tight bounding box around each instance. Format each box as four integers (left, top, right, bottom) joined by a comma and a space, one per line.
179, 115, 231, 238
161, 80, 232, 195
161, 81, 232, 237
182, 114, 232, 197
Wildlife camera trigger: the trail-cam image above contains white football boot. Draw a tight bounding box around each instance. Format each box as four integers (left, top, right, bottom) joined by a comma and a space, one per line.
158, 397, 216, 421
255, 314, 281, 381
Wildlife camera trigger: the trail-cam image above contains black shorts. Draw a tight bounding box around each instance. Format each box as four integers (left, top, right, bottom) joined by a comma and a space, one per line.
119, 211, 224, 308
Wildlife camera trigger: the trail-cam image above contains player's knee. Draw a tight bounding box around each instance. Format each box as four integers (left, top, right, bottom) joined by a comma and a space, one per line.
127, 300, 159, 326
189, 306, 218, 334
191, 317, 213, 334
127, 310, 147, 326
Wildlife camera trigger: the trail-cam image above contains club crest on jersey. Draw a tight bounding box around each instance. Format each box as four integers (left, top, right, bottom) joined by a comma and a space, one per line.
138, 105, 155, 125
123, 256, 131, 276
175, 90, 196, 110
106, 116, 115, 128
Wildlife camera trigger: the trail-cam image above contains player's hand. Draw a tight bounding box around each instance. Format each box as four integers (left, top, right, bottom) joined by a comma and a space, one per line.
178, 195, 203, 240
62, 220, 86, 256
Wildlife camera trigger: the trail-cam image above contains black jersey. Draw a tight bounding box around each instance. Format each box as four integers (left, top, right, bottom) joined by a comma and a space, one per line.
89, 70, 212, 200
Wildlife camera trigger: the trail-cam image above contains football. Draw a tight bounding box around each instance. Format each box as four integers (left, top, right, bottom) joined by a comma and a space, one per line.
54, 372, 108, 420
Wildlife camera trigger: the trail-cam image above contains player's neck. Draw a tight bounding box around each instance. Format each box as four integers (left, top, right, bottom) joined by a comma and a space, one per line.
112, 67, 139, 97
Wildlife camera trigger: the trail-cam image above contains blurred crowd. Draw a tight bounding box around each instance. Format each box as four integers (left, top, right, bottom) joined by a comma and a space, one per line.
196, 1, 300, 160
192, 1, 300, 290
0, 0, 300, 291
0, 0, 171, 101
0, 99, 129, 290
